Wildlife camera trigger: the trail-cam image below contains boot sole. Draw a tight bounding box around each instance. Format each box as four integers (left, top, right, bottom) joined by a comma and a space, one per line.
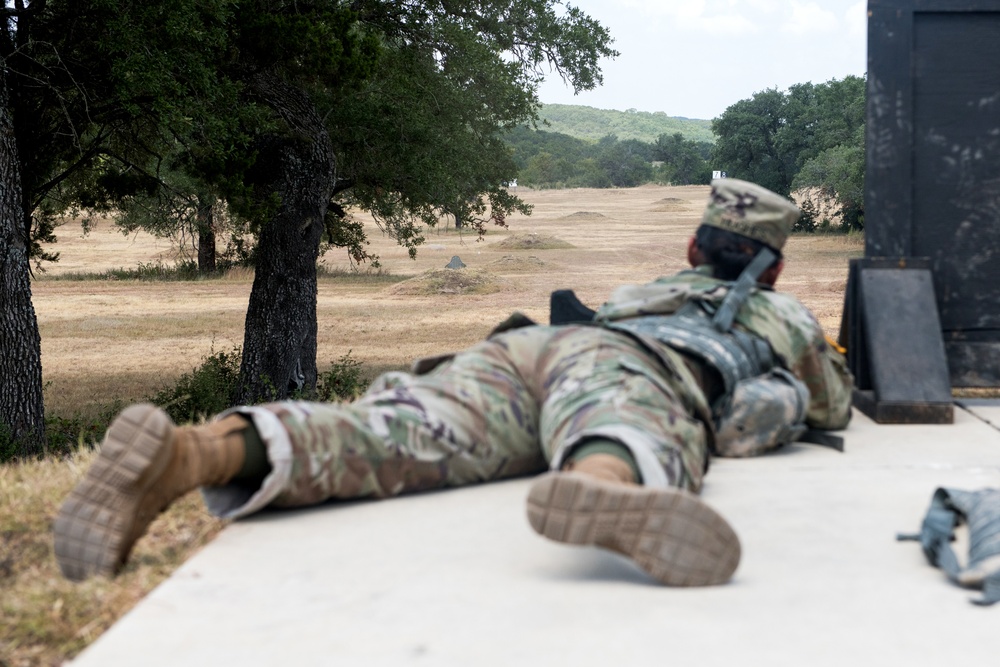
54, 404, 173, 581
526, 472, 741, 586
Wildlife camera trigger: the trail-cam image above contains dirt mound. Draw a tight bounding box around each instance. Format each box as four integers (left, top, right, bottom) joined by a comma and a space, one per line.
489, 254, 547, 271
387, 268, 505, 296
560, 211, 607, 220
492, 233, 574, 250
650, 197, 691, 213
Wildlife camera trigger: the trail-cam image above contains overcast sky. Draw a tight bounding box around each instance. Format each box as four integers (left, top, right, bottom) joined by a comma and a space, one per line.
536, 0, 868, 120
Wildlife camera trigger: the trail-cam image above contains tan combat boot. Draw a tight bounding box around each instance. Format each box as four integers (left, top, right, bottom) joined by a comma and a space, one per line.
526, 454, 741, 587
54, 404, 248, 581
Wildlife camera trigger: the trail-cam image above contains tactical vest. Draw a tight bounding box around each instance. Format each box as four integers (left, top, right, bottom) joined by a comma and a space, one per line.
604, 249, 821, 457
605, 249, 780, 396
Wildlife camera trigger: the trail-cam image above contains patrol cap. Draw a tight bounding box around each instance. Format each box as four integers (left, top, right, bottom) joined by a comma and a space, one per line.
701, 178, 800, 251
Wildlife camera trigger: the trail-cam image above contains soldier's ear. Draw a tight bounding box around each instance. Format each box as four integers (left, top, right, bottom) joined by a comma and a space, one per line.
687, 236, 702, 267
760, 260, 784, 286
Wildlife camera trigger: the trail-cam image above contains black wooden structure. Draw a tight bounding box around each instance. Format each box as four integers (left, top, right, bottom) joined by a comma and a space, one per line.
843, 0, 1000, 421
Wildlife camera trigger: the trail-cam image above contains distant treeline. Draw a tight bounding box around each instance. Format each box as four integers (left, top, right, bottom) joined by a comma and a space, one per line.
507, 126, 713, 188
509, 76, 866, 231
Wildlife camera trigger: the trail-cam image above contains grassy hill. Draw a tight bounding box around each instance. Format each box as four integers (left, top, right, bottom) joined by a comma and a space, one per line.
537, 104, 714, 144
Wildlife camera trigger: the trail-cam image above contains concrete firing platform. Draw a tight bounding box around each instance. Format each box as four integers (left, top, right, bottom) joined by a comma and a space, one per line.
72, 406, 1000, 666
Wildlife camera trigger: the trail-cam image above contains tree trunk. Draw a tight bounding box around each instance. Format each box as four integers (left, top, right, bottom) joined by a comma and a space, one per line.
0, 69, 44, 455
235, 72, 335, 404
196, 203, 217, 274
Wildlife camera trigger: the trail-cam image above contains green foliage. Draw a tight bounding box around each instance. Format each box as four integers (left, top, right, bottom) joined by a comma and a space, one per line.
323, 208, 380, 268
10, 1, 620, 266
711, 75, 866, 231
6, 0, 240, 262
506, 124, 711, 189
315, 353, 368, 402
520, 151, 575, 187
597, 136, 652, 187
792, 139, 865, 232
0, 404, 127, 463
507, 126, 595, 187
570, 157, 613, 188
324, 0, 618, 248
44, 259, 255, 282
539, 104, 714, 143
148, 346, 371, 424
0, 345, 372, 463
652, 133, 712, 185
150, 346, 244, 424
793, 196, 820, 233
3, 0, 619, 420
711, 88, 792, 195
235, 5, 378, 83
784, 77, 866, 171
94, 163, 256, 275
42, 405, 128, 458
507, 125, 594, 169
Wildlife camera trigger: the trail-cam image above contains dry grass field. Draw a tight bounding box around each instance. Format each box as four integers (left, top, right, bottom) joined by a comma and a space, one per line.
35, 184, 859, 416
1, 185, 862, 666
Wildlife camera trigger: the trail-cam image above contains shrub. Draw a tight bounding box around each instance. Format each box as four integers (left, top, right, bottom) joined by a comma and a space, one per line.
0, 403, 126, 463
150, 346, 243, 423
43, 403, 127, 456
316, 352, 367, 401
794, 196, 820, 233
0, 347, 373, 463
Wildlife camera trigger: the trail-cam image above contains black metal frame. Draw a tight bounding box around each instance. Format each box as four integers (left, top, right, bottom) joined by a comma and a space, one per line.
867, 0, 1000, 388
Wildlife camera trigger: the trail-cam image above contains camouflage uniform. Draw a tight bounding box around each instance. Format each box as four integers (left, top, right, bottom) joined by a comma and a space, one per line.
203, 324, 712, 519
53, 178, 853, 587
596, 265, 853, 431
203, 267, 852, 521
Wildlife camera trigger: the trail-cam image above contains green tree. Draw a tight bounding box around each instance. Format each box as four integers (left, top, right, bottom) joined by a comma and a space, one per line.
712, 76, 865, 229
10, 2, 379, 411
779, 76, 865, 173
596, 135, 651, 187
0, 1, 618, 445
231, 0, 617, 404
76, 1, 616, 404
711, 88, 792, 195
110, 173, 249, 275
0, 0, 236, 452
653, 132, 711, 185
568, 157, 611, 188
793, 135, 865, 231
521, 152, 573, 186
0, 61, 42, 455
506, 125, 594, 174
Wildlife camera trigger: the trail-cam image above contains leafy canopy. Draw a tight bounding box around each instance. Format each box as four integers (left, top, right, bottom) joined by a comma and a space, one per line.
36, 1, 619, 265
711, 75, 866, 230
325, 0, 619, 258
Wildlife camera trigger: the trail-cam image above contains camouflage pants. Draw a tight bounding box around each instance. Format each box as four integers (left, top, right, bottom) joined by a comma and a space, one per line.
202, 325, 711, 520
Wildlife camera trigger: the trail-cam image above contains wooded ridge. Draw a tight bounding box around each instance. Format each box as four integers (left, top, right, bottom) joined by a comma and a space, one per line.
537, 104, 714, 144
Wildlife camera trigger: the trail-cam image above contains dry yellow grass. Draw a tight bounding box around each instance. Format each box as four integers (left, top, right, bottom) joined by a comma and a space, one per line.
0, 450, 224, 667
2, 184, 861, 666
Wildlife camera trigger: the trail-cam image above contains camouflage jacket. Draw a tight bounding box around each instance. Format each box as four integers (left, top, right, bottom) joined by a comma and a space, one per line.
594, 265, 853, 431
